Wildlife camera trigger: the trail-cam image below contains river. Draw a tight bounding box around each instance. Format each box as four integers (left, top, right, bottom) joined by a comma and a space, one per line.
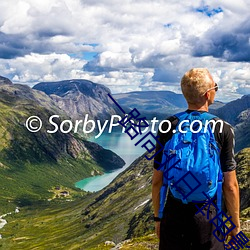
75, 131, 147, 192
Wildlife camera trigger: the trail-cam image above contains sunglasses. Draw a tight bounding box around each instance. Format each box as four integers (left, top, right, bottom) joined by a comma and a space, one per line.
203, 83, 218, 95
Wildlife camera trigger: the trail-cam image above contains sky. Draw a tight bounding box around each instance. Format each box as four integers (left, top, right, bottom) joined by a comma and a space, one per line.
0, 0, 249, 102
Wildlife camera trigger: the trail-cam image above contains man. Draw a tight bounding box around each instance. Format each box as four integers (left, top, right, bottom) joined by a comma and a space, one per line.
152, 68, 240, 250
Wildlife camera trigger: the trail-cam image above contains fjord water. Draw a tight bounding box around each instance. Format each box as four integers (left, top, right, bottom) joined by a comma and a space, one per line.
75, 131, 147, 192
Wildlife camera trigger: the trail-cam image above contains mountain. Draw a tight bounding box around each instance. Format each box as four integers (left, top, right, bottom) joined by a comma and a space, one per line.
113, 91, 186, 118
114, 91, 225, 119
0, 150, 153, 249
213, 94, 250, 126
33, 79, 123, 122
0, 79, 125, 212
209, 100, 225, 110
0, 77, 248, 249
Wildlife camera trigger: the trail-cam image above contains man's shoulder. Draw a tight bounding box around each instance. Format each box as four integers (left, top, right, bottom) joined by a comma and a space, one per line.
211, 116, 234, 133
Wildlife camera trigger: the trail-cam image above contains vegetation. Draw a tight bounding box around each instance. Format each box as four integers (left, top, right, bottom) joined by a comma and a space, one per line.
0, 81, 249, 249
0, 84, 123, 214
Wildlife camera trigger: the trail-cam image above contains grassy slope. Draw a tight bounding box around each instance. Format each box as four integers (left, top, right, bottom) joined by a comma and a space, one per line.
236, 148, 250, 213
0, 153, 154, 249
0, 85, 123, 214
0, 100, 102, 212
0, 199, 89, 250
1, 147, 249, 249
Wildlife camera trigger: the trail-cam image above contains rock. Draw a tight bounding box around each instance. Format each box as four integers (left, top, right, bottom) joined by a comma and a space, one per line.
105, 240, 116, 246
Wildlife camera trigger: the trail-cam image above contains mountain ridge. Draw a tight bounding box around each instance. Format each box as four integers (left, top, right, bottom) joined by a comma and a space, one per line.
33, 79, 123, 122
0, 76, 12, 85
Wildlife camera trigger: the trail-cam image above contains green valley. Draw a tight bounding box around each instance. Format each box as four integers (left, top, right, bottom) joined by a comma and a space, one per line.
0, 82, 124, 214
1, 148, 249, 249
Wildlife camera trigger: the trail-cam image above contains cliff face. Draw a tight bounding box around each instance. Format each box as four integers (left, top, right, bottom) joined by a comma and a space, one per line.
33, 79, 123, 122
234, 108, 250, 152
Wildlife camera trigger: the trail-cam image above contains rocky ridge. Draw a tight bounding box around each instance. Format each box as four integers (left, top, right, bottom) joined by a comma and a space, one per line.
33, 79, 123, 122
0, 76, 12, 85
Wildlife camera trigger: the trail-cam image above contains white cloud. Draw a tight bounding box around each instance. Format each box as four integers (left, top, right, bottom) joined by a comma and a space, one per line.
0, 53, 87, 85
0, 0, 249, 101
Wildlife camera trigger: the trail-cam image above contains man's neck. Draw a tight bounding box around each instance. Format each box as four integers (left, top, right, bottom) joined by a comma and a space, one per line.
187, 103, 209, 112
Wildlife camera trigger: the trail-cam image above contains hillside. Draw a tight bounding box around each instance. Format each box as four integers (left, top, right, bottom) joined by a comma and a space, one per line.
1, 148, 249, 249
234, 108, 250, 152
0, 151, 153, 249
33, 79, 123, 122
236, 148, 250, 213
0, 81, 125, 213
113, 91, 185, 119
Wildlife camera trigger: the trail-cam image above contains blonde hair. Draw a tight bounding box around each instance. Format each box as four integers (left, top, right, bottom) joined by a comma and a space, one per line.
181, 68, 214, 104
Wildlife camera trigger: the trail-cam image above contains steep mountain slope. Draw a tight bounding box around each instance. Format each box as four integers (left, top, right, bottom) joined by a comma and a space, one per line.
0, 81, 125, 212
33, 79, 123, 122
211, 94, 250, 152
79, 147, 250, 248
234, 109, 250, 152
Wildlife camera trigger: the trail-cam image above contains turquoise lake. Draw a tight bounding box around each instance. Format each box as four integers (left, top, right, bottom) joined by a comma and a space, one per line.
75, 131, 148, 192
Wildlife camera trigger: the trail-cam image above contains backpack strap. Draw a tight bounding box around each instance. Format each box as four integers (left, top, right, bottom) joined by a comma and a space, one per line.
158, 112, 188, 218
217, 171, 223, 228
202, 112, 223, 227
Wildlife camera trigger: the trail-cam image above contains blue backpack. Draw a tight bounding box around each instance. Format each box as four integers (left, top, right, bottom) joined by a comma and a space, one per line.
158, 111, 223, 219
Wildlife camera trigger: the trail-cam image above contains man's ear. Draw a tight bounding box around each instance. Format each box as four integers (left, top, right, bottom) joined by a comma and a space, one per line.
204, 92, 209, 100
